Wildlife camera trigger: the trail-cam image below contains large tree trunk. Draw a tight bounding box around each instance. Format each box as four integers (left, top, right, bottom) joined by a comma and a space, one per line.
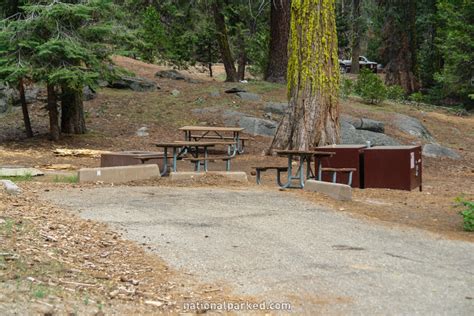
61, 86, 86, 134
47, 84, 60, 141
350, 0, 361, 74
237, 30, 246, 81
380, 0, 419, 93
270, 0, 340, 152
212, 0, 237, 82
265, 0, 290, 83
18, 78, 33, 138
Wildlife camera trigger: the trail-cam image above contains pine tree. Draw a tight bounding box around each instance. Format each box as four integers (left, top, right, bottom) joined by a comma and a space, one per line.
0, 0, 120, 140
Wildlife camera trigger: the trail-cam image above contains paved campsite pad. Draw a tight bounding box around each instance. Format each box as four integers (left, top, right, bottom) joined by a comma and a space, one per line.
43, 186, 474, 314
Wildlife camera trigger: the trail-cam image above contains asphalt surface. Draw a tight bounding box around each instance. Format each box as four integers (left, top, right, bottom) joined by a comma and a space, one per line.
43, 186, 474, 315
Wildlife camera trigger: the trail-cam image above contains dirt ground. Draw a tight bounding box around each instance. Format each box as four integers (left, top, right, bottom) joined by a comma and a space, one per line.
0, 56, 473, 312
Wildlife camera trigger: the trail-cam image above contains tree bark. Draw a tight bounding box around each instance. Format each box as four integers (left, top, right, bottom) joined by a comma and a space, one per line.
61, 86, 86, 134
212, 0, 238, 82
208, 42, 213, 78
270, 0, 340, 152
237, 30, 246, 81
265, 0, 290, 83
380, 0, 419, 93
47, 84, 60, 141
350, 0, 361, 74
18, 78, 33, 138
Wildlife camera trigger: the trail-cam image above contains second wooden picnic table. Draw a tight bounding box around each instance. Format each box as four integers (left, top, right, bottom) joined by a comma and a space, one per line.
179, 126, 246, 154
155, 141, 217, 176
275, 150, 335, 188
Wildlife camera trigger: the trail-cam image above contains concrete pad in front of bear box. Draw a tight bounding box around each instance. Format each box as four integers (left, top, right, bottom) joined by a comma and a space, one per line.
170, 171, 248, 182
304, 180, 352, 201
78, 165, 160, 183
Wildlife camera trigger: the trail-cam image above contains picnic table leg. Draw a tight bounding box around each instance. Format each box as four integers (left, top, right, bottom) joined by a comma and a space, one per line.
204, 146, 209, 172
306, 157, 314, 179
298, 158, 305, 188
160, 148, 169, 176
172, 147, 178, 172
278, 155, 293, 188
256, 169, 262, 185
235, 132, 244, 154
316, 158, 323, 180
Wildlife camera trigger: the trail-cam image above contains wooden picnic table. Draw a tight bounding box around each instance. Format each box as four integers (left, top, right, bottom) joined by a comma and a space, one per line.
155, 141, 217, 176
179, 126, 246, 154
275, 150, 335, 188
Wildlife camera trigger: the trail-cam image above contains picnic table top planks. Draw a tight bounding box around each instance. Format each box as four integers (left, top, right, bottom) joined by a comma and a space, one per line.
178, 126, 245, 132
155, 141, 218, 147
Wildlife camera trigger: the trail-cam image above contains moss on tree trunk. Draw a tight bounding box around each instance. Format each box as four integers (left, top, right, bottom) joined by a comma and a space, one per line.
270, 0, 340, 151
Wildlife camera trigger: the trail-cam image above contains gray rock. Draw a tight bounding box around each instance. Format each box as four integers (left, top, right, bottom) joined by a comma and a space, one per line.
236, 92, 261, 102
0, 168, 44, 177
223, 110, 246, 126
239, 116, 277, 136
356, 130, 400, 146
98, 80, 109, 87
342, 115, 385, 133
155, 69, 186, 80
223, 110, 277, 136
83, 86, 97, 101
136, 127, 149, 137
422, 143, 461, 160
0, 84, 15, 113
109, 76, 159, 92
225, 87, 246, 94
171, 89, 180, 97
192, 107, 220, 115
263, 112, 273, 120
263, 102, 288, 115
0, 180, 21, 195
23, 86, 40, 104
341, 121, 399, 146
210, 90, 220, 97
394, 114, 435, 141
0, 97, 10, 114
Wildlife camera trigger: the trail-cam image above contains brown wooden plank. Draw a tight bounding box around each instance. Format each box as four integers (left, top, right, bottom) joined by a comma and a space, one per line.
174, 141, 235, 146
155, 142, 217, 147
179, 126, 245, 132
183, 156, 234, 161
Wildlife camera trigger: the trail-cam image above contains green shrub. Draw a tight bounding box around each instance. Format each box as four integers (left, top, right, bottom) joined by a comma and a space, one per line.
456, 197, 474, 232
53, 175, 78, 183
354, 69, 387, 105
386, 85, 406, 101
409, 92, 425, 104
340, 77, 354, 99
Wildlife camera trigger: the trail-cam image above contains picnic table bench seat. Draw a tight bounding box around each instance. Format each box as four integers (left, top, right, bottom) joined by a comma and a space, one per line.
183, 155, 235, 171
320, 167, 357, 186
252, 166, 289, 185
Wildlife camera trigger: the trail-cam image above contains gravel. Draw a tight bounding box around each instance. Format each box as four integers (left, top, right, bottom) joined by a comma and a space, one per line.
43, 186, 474, 315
